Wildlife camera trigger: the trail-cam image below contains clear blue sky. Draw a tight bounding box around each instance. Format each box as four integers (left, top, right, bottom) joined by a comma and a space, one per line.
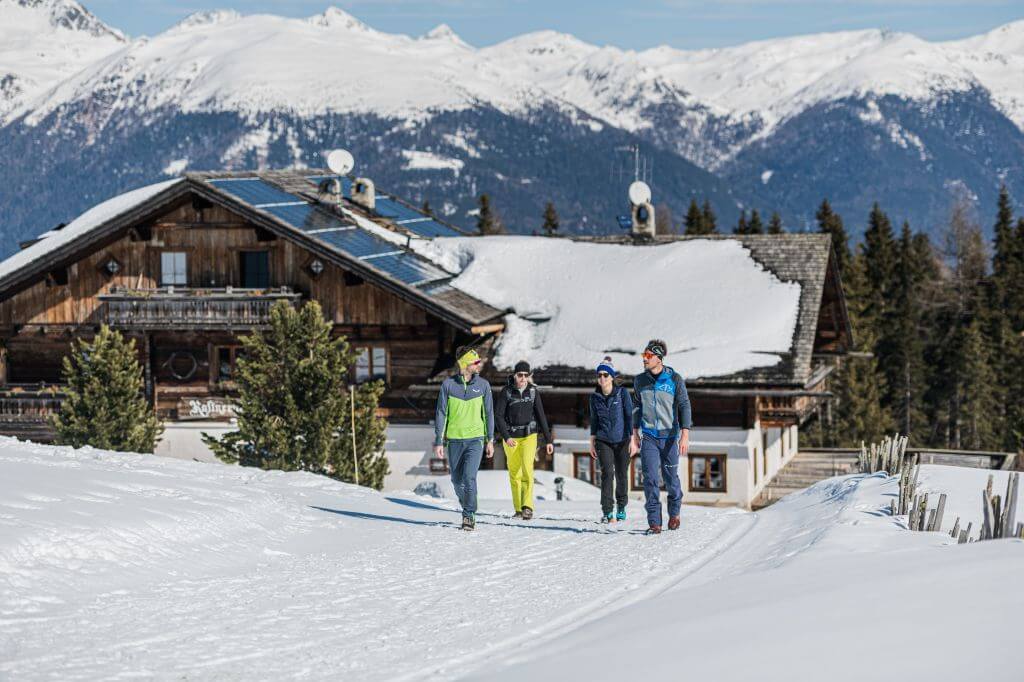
85, 0, 1024, 49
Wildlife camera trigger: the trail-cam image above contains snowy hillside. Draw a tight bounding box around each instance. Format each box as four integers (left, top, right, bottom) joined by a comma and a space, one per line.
1, 438, 1021, 680
0, 0, 124, 120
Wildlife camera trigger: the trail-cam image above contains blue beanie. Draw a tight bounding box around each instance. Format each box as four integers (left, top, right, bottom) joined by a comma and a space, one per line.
596, 356, 617, 377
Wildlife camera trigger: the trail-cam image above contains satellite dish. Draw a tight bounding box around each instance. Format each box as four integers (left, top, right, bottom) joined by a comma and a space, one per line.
326, 149, 355, 176
628, 181, 652, 205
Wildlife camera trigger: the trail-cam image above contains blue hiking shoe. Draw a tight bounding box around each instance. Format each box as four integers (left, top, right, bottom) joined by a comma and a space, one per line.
601, 512, 614, 523
615, 509, 626, 522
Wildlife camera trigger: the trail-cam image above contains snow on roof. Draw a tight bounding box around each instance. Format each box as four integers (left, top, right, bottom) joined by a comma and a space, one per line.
0, 179, 182, 282
413, 236, 802, 379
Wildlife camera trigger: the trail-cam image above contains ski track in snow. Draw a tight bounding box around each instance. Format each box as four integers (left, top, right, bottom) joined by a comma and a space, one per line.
0, 440, 749, 680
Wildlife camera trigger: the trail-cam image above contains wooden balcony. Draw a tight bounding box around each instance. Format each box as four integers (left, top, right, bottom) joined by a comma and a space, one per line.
0, 387, 64, 442
99, 287, 303, 330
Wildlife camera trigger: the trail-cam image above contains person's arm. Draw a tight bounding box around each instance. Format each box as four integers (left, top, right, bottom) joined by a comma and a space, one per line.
484, 382, 495, 442
433, 381, 449, 452
534, 390, 553, 444
621, 386, 634, 437
494, 387, 511, 442
675, 374, 692, 456
589, 393, 599, 437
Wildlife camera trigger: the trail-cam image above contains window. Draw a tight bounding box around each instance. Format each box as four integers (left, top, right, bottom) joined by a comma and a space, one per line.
240, 251, 270, 289
762, 431, 769, 478
690, 453, 727, 493
214, 346, 243, 384
161, 252, 187, 286
573, 453, 596, 485
353, 346, 388, 383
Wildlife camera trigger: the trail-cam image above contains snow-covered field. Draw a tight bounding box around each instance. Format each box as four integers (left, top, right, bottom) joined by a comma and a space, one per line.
1, 438, 1021, 680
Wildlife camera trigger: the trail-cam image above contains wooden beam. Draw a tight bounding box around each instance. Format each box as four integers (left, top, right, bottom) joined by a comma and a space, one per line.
470, 323, 505, 335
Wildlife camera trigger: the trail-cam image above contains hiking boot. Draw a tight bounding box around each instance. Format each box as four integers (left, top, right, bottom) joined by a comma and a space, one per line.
601, 512, 614, 523
521, 506, 533, 521
668, 516, 681, 531
646, 525, 662, 535
513, 511, 523, 519
615, 509, 626, 522
461, 514, 476, 531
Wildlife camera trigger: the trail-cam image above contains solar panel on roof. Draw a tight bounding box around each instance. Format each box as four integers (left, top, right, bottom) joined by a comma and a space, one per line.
374, 196, 425, 223
369, 252, 450, 287
208, 178, 303, 207
262, 203, 348, 232
318, 228, 400, 260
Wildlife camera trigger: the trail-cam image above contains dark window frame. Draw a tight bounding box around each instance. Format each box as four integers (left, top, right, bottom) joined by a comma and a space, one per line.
239, 250, 271, 289
689, 453, 728, 493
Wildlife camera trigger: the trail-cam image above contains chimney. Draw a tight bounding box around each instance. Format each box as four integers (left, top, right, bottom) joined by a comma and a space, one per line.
351, 177, 376, 211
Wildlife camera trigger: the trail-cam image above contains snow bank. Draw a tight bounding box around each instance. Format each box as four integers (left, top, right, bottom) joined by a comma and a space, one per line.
414, 236, 801, 378
0, 179, 182, 282
475, 469, 1024, 682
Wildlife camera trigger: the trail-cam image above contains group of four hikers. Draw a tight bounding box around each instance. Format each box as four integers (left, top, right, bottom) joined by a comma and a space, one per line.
433, 339, 692, 534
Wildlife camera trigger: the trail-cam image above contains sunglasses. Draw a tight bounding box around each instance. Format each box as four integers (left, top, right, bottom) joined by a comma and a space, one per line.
597, 372, 611, 379
642, 351, 659, 360
515, 372, 530, 378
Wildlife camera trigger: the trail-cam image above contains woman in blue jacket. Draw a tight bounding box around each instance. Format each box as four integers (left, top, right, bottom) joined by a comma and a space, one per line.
588, 357, 634, 523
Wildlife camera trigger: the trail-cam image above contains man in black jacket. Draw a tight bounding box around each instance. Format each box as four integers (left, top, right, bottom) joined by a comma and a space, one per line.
495, 361, 554, 520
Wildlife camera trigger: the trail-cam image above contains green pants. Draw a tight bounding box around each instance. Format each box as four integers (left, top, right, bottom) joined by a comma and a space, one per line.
503, 433, 537, 512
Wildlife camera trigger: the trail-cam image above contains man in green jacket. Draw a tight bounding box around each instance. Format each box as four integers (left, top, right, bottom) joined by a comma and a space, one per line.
434, 347, 494, 530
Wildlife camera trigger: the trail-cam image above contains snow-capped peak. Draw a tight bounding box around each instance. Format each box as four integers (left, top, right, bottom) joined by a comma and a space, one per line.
168, 9, 242, 34
3, 0, 125, 40
422, 23, 471, 49
308, 6, 372, 32
0, 0, 125, 121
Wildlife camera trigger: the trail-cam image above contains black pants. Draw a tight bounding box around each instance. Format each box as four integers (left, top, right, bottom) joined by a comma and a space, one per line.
595, 439, 630, 515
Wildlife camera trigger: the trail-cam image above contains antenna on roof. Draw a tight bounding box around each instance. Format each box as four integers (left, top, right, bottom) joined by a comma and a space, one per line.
326, 149, 355, 176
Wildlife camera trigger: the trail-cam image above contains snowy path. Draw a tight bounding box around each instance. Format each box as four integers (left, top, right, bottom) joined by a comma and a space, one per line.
0, 440, 748, 680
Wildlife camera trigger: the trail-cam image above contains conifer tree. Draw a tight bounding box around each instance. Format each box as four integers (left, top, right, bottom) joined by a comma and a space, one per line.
768, 211, 784, 234
952, 320, 999, 449
701, 200, 718, 234
422, 200, 434, 217
684, 199, 704, 235
734, 210, 748, 235
747, 209, 764, 234
860, 203, 898, 333
202, 301, 389, 489
542, 201, 559, 237
52, 326, 163, 452
876, 222, 929, 438
816, 199, 851, 276
476, 194, 503, 235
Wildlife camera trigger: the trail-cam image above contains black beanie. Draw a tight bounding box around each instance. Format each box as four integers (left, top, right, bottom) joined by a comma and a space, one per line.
514, 360, 531, 374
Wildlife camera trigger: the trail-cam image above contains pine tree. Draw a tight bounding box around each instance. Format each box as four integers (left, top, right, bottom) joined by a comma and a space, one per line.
202, 301, 389, 489
953, 319, 999, 449
422, 200, 434, 217
860, 203, 899, 334
816, 199, 851, 276
52, 325, 163, 452
701, 200, 718, 234
876, 222, 929, 439
747, 209, 764, 234
684, 199, 704, 235
476, 194, 503, 235
734, 210, 748, 235
542, 201, 559, 237
768, 211, 784, 234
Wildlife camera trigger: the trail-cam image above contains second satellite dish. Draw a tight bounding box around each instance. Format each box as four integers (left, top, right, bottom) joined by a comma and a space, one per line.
326, 149, 355, 176
628, 181, 652, 205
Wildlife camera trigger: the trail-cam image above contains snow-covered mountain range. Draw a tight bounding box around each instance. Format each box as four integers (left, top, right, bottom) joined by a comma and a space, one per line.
1, 0, 1023, 253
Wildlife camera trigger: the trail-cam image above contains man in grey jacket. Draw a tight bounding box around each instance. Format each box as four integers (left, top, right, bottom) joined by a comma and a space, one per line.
631, 339, 692, 534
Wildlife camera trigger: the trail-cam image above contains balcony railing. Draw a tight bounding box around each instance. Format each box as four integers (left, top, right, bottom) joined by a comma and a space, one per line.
99, 287, 303, 329
0, 388, 64, 440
